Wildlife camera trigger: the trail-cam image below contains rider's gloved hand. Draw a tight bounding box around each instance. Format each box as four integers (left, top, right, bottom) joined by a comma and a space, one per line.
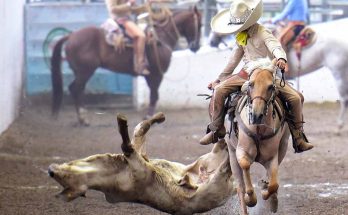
276, 58, 289, 73
208, 80, 220, 90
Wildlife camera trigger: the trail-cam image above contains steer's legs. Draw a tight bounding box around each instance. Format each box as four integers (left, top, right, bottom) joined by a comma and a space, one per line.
117, 114, 134, 156
132, 112, 165, 156
117, 112, 165, 156
116, 112, 165, 180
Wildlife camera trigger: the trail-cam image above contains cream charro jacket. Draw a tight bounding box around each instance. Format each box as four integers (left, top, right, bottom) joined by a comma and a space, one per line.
105, 0, 147, 19
218, 23, 287, 81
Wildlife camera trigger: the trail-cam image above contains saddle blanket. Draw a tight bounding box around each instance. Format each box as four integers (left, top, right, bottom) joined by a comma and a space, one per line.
292, 27, 317, 59
101, 18, 132, 48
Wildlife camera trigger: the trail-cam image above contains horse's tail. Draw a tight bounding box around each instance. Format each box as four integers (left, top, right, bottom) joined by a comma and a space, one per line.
51, 35, 69, 116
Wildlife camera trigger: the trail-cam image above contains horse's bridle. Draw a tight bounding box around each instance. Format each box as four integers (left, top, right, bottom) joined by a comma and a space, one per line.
247, 69, 277, 124
190, 10, 200, 48
151, 9, 199, 74
166, 10, 199, 48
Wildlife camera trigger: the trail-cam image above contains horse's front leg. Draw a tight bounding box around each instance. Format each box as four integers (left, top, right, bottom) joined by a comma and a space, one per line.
227, 142, 248, 215
145, 74, 163, 118
336, 98, 347, 133
236, 147, 257, 207
261, 156, 279, 201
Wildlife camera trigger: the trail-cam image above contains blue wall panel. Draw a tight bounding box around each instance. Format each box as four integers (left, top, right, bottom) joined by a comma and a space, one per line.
25, 3, 133, 95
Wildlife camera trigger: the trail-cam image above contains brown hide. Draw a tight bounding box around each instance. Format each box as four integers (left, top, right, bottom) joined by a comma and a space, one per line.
48, 113, 235, 215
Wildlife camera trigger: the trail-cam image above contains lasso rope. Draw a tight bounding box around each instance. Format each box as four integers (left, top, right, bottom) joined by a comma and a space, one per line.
42, 27, 72, 68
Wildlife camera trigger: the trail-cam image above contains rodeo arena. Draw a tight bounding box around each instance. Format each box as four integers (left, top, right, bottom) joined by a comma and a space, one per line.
1, 0, 348, 214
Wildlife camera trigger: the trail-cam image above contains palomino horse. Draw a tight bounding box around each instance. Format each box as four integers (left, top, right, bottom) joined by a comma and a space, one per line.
268, 20, 348, 131
226, 67, 290, 215
51, 7, 201, 125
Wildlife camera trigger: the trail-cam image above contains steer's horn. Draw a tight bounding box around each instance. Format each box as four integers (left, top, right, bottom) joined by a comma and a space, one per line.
117, 113, 134, 157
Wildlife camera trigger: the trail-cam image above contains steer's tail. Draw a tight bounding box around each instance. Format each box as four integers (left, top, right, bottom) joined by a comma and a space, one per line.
51, 35, 69, 117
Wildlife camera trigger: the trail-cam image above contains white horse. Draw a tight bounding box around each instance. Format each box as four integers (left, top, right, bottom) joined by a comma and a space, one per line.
268, 18, 348, 131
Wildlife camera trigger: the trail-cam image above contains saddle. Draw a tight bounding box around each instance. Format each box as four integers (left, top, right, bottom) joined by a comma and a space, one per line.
292, 27, 317, 60
100, 18, 133, 51
101, 7, 171, 52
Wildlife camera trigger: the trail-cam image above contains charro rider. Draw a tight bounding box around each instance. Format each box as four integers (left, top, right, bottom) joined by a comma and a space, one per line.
199, 0, 313, 153
271, 0, 308, 49
105, 0, 153, 76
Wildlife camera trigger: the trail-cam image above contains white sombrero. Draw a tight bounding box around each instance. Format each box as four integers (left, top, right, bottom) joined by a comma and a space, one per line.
211, 0, 263, 35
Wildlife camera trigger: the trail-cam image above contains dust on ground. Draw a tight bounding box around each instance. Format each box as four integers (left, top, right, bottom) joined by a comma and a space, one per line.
0, 101, 347, 215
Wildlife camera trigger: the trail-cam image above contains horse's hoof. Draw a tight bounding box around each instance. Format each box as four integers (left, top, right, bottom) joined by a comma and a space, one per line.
244, 192, 257, 207
258, 180, 269, 189
261, 189, 269, 200
269, 193, 278, 213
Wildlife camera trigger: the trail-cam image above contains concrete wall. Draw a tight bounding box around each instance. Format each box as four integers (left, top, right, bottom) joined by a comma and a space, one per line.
135, 19, 348, 109
0, 1, 26, 134
135, 48, 339, 110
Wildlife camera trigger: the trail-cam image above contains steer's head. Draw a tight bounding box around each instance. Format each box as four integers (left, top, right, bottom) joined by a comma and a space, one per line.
48, 153, 131, 202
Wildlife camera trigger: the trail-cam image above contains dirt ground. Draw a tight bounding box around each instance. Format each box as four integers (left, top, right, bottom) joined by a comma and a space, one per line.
0, 100, 347, 215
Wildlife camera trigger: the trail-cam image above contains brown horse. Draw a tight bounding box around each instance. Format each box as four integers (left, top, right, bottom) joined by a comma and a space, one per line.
226, 67, 290, 214
51, 7, 202, 125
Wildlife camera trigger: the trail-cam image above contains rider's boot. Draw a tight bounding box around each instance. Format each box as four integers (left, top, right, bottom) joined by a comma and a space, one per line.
288, 123, 313, 153
134, 35, 150, 76
199, 126, 226, 145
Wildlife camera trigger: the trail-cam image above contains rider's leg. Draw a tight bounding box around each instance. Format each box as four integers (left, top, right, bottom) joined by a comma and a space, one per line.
276, 80, 313, 153
200, 75, 246, 145
124, 21, 149, 75
278, 26, 294, 51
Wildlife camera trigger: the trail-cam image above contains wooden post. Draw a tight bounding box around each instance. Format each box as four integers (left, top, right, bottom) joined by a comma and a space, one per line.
203, 0, 210, 37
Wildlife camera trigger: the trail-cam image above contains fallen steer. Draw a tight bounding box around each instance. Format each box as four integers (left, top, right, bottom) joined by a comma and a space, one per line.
48, 113, 235, 214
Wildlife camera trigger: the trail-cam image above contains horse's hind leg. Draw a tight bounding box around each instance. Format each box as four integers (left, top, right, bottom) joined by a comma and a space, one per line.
261, 157, 279, 201
236, 148, 257, 207
259, 180, 278, 213
69, 69, 94, 126
269, 192, 278, 213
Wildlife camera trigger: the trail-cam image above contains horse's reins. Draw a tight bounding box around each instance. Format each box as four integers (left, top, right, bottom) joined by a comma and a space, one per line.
152, 10, 199, 75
